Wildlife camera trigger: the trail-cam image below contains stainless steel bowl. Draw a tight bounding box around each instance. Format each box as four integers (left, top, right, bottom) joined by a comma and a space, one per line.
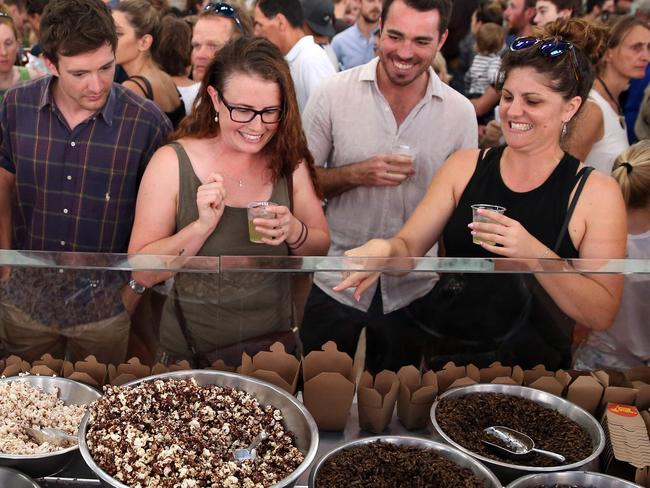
431, 384, 605, 484
79, 370, 319, 488
0, 375, 101, 477
307, 435, 502, 488
0, 466, 41, 488
506, 471, 641, 487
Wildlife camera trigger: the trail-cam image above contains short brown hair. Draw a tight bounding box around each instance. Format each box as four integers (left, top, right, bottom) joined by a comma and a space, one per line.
199, 1, 253, 37
476, 22, 504, 54
154, 15, 192, 76
174, 37, 316, 186
40, 0, 117, 66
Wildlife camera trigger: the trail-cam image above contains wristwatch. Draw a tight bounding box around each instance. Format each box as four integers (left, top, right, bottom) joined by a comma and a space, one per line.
128, 278, 147, 295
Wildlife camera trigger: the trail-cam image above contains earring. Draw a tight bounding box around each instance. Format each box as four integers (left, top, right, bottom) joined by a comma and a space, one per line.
561, 122, 567, 137
214, 112, 219, 123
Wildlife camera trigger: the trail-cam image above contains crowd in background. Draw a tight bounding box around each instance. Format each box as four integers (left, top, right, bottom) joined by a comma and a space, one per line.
0, 0, 649, 375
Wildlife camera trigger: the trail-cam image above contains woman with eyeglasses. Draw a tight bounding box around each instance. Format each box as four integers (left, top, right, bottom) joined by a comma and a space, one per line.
113, 0, 186, 128
128, 37, 329, 365
334, 18, 627, 370
565, 16, 650, 174
0, 6, 39, 102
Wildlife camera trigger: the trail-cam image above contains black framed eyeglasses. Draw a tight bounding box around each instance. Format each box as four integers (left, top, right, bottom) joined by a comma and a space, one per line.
217, 90, 283, 124
203, 2, 244, 34
510, 36, 580, 81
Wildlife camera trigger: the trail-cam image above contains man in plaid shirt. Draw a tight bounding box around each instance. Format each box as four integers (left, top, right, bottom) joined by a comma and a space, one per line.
0, 0, 172, 364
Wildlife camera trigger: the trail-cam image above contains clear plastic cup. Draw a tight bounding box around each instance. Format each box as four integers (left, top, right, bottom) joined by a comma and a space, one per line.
247, 201, 277, 244
391, 143, 417, 162
471, 204, 506, 245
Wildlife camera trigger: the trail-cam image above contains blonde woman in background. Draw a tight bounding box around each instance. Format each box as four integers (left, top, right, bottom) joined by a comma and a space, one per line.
0, 5, 39, 102
574, 141, 650, 370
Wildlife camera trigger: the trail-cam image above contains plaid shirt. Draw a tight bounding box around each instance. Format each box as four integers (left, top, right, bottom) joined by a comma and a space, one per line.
0, 76, 171, 327
0, 76, 172, 253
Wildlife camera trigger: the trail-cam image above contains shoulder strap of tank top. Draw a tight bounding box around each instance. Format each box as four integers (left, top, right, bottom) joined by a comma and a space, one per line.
126, 75, 154, 100
286, 172, 293, 212
552, 166, 594, 252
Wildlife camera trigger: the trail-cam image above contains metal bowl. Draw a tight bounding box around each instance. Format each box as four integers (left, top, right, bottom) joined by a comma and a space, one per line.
79, 370, 319, 488
0, 466, 41, 488
0, 375, 101, 477
506, 471, 641, 487
307, 435, 502, 488
431, 384, 605, 484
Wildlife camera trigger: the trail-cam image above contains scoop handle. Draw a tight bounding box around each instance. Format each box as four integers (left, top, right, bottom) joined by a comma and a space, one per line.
532, 447, 566, 463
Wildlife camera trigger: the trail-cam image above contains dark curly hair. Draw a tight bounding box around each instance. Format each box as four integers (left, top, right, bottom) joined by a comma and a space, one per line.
497, 18, 609, 115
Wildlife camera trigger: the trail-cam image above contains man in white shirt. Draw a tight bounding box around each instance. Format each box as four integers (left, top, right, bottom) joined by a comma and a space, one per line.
300, 0, 477, 373
254, 0, 336, 111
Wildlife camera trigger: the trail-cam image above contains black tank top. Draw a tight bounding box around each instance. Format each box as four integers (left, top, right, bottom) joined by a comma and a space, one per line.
419, 146, 584, 370
126, 75, 186, 129
444, 145, 580, 259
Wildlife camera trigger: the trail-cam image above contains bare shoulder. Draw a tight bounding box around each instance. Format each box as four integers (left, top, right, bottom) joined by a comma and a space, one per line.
580, 167, 624, 204
438, 148, 482, 178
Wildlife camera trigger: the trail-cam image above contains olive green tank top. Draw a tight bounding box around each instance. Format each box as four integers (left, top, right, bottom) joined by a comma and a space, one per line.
160, 141, 292, 357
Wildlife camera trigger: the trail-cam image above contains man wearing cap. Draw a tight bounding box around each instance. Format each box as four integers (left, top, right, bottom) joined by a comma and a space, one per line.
254, 0, 336, 111
331, 0, 381, 69
302, 0, 340, 71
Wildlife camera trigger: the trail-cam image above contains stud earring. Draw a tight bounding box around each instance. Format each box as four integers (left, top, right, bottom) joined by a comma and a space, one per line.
561, 122, 567, 137
214, 112, 219, 123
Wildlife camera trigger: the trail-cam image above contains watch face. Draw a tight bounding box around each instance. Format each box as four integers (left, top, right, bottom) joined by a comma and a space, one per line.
129, 279, 146, 294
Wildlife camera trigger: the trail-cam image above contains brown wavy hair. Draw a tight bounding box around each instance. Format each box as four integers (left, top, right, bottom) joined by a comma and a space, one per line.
173, 36, 317, 189
498, 18, 609, 115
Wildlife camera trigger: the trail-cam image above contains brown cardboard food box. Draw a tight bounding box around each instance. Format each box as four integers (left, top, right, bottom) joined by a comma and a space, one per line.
240, 342, 300, 394
625, 367, 650, 411
62, 355, 107, 387
2, 355, 30, 376
527, 369, 571, 397
436, 362, 480, 393
522, 364, 555, 386
302, 341, 356, 431
593, 371, 638, 412
565, 375, 604, 416
108, 357, 155, 386
357, 370, 399, 434
32, 354, 64, 376
601, 403, 650, 485
396, 365, 438, 430
168, 360, 191, 372
479, 362, 512, 383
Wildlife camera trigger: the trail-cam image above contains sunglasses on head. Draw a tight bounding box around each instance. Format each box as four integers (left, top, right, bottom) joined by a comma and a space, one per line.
510, 36, 580, 81
203, 2, 244, 33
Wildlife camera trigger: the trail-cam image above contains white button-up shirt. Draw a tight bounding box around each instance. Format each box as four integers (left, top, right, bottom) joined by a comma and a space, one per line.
285, 35, 336, 112
302, 57, 478, 313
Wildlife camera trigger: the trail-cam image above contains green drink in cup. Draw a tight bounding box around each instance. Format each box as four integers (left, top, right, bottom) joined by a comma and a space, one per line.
247, 201, 277, 244
471, 204, 506, 245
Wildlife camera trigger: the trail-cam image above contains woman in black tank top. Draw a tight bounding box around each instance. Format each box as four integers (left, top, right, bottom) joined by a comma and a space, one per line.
334, 19, 627, 369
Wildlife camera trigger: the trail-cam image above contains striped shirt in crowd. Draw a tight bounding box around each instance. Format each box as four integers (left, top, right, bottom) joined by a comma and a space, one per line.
0, 76, 172, 253
465, 54, 502, 97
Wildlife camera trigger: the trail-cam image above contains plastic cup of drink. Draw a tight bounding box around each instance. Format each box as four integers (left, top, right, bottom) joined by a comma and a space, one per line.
247, 201, 277, 244
391, 143, 417, 161
471, 204, 506, 245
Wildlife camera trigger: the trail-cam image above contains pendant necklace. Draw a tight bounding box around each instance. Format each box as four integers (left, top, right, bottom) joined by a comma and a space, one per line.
222, 173, 245, 188
597, 77, 626, 130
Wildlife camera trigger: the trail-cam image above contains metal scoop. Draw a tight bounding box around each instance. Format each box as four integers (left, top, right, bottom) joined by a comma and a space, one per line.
24, 426, 77, 447
233, 431, 267, 462
482, 426, 566, 464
